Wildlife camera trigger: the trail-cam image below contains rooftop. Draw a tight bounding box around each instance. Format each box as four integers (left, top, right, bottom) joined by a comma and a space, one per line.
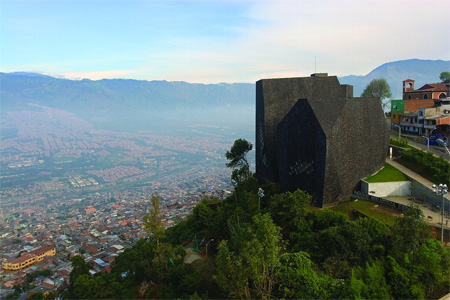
416, 83, 450, 92
30, 245, 55, 256
6, 253, 35, 264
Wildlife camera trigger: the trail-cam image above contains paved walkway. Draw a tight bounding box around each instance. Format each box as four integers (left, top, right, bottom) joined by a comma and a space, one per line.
390, 130, 450, 160
386, 159, 450, 201
183, 240, 203, 264
385, 159, 450, 229
384, 195, 450, 229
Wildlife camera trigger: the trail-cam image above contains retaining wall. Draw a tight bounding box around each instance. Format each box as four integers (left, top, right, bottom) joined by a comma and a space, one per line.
361, 180, 411, 197
410, 178, 450, 213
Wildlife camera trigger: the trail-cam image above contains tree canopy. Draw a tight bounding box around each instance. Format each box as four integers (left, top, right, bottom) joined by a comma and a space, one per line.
216, 213, 283, 299
143, 192, 165, 245
361, 78, 392, 109
62, 140, 450, 300
440, 71, 450, 83
225, 138, 253, 185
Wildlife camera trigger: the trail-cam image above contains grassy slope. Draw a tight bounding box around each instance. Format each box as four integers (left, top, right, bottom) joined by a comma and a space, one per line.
333, 199, 402, 226
365, 163, 408, 183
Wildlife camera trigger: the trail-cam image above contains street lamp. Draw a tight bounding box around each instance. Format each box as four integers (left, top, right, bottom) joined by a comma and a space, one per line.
205, 238, 214, 257
394, 124, 401, 140
258, 188, 265, 210
432, 183, 448, 243
423, 129, 437, 152
435, 139, 450, 157
423, 136, 430, 152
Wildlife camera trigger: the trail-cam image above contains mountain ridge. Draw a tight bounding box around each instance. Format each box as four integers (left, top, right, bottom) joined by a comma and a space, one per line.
2, 59, 448, 120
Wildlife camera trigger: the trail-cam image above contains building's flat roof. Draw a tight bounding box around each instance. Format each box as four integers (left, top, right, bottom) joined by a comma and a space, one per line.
426, 115, 450, 121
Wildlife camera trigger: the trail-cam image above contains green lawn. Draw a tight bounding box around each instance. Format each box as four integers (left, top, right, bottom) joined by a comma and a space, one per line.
365, 163, 408, 183
333, 199, 402, 226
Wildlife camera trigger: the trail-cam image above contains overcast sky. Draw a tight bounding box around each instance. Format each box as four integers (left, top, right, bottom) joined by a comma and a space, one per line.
1, 0, 449, 83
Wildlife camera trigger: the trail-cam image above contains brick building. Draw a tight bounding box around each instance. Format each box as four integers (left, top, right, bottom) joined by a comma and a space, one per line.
403, 79, 449, 100
392, 79, 450, 140
391, 99, 435, 128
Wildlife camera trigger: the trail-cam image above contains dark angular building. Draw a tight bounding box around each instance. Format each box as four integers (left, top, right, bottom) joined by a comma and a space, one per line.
256, 74, 389, 207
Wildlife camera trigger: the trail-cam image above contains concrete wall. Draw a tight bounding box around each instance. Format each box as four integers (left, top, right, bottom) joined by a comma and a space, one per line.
410, 178, 450, 212
360, 177, 450, 213
361, 180, 411, 197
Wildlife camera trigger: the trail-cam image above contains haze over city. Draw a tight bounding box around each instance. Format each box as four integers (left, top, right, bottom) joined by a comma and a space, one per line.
1, 0, 449, 83
2, 0, 450, 298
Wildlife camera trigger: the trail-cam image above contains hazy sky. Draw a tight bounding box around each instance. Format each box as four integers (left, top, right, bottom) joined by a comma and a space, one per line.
1, 0, 449, 83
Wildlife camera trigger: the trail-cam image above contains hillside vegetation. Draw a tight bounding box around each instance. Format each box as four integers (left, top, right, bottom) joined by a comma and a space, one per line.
59, 142, 450, 300
398, 147, 450, 186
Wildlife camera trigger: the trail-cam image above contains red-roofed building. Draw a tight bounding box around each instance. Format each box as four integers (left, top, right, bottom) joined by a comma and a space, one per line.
25, 236, 36, 243
30, 245, 56, 263
70, 220, 78, 228
137, 232, 148, 238
84, 206, 97, 215
119, 220, 132, 226
112, 204, 123, 210
403, 79, 450, 100
395, 79, 450, 138
2, 246, 56, 271
2, 276, 26, 288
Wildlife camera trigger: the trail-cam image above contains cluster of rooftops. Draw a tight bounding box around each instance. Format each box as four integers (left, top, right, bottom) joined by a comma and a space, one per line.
391, 79, 450, 141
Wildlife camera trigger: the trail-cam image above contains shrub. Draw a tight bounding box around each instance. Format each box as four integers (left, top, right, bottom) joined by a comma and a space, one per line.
397, 148, 449, 185
390, 137, 409, 148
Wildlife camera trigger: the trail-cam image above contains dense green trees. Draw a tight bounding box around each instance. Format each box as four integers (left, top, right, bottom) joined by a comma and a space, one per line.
386, 206, 450, 299
67, 189, 450, 299
348, 259, 390, 300
64, 139, 450, 299
216, 213, 283, 299
68, 255, 92, 299
277, 252, 336, 299
398, 147, 450, 185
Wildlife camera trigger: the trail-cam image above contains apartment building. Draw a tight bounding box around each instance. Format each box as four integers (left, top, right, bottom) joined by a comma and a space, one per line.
2, 246, 56, 271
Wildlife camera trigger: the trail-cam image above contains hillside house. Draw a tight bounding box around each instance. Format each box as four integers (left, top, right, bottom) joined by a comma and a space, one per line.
403, 79, 450, 100
391, 79, 450, 141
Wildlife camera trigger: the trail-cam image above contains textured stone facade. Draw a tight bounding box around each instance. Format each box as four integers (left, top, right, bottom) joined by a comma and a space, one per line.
256, 74, 388, 207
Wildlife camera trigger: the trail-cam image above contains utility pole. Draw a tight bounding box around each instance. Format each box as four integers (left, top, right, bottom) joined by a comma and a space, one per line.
433, 183, 448, 243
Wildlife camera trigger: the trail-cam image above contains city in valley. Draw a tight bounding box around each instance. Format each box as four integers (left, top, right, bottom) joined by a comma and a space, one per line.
0, 104, 246, 294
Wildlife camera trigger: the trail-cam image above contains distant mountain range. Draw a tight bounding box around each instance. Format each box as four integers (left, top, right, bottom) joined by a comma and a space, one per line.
339, 59, 449, 99
1, 59, 448, 129
0, 72, 256, 131
0, 73, 254, 112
